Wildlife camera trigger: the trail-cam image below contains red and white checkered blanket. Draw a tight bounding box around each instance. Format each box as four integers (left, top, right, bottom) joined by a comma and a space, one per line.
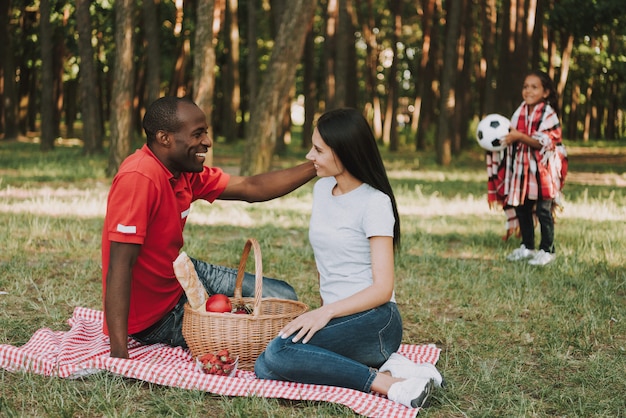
0, 307, 441, 418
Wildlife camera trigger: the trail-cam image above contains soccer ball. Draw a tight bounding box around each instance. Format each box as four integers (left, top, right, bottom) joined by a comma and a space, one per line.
476, 114, 510, 152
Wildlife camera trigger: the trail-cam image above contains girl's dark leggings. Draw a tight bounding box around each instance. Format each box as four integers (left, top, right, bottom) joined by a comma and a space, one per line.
515, 198, 555, 253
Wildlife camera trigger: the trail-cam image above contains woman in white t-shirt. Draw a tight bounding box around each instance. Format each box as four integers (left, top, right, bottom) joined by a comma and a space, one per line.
255, 108, 442, 409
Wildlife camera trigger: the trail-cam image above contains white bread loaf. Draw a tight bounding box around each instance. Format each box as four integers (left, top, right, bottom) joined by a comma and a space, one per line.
173, 251, 208, 311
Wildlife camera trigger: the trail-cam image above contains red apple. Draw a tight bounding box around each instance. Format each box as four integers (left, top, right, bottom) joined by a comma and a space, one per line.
205, 294, 232, 313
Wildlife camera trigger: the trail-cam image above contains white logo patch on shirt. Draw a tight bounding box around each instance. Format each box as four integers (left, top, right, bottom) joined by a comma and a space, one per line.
116, 224, 137, 234
181, 208, 190, 219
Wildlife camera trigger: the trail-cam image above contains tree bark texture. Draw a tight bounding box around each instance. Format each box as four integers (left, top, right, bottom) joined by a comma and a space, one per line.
193, 0, 217, 167
76, 0, 103, 155
240, 0, 317, 175
107, 0, 135, 176
0, 0, 19, 140
142, 0, 161, 107
39, 0, 55, 151
436, 0, 462, 166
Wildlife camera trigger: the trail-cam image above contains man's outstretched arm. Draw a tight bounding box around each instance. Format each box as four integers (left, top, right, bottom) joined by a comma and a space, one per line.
218, 161, 316, 202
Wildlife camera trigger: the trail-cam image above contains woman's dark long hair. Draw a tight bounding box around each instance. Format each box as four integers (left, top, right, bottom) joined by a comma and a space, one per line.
316, 108, 401, 250
529, 69, 559, 116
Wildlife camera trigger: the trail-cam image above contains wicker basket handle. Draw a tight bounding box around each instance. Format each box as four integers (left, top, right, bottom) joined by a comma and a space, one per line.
233, 238, 263, 317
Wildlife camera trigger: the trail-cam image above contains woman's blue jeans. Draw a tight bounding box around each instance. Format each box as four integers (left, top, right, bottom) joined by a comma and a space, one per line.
130, 257, 297, 348
254, 302, 402, 393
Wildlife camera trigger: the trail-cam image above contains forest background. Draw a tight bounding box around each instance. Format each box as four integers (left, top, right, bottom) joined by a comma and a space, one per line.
1, 1, 625, 416
0, 0, 625, 176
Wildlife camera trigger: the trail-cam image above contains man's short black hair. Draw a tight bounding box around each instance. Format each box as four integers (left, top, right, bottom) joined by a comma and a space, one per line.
142, 96, 195, 143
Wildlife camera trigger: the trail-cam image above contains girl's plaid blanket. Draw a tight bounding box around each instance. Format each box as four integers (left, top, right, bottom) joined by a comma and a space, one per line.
0, 307, 441, 418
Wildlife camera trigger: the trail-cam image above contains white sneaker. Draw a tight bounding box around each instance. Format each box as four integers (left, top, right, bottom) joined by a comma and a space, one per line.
507, 244, 536, 261
387, 377, 434, 409
379, 353, 444, 387
528, 250, 555, 266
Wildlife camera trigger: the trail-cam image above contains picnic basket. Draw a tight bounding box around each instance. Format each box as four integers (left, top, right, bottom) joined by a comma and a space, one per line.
182, 238, 308, 371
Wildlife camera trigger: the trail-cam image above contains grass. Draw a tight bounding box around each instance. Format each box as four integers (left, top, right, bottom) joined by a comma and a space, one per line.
0, 137, 625, 417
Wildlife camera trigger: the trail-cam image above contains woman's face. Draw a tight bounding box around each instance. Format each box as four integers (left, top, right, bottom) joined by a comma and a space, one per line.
522, 74, 550, 108
306, 128, 344, 178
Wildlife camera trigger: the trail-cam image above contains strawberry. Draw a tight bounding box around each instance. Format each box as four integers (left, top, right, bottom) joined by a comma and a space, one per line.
199, 353, 212, 364
217, 349, 230, 363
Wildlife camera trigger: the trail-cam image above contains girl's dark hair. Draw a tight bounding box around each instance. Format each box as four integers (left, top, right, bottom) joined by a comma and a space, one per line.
142, 96, 195, 143
528, 70, 559, 116
316, 108, 401, 250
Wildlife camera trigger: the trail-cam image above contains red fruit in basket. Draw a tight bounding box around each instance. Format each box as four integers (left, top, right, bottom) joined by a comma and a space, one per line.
205, 294, 232, 313
217, 349, 230, 363
199, 353, 212, 364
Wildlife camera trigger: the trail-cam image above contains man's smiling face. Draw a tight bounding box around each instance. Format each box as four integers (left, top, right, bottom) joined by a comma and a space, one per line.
164, 101, 212, 177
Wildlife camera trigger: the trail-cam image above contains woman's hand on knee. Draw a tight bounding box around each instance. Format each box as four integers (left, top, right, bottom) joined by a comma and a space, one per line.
279, 308, 333, 344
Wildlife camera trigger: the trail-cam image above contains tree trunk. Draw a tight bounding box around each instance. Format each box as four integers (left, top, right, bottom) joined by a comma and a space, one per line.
606, 80, 617, 140
383, 0, 400, 151
222, 0, 241, 142
454, 0, 472, 152
40, 0, 55, 151
480, 0, 497, 115
267, 0, 290, 153
530, 0, 543, 69
240, 0, 317, 175
358, 0, 382, 138
567, 83, 580, 140
510, 0, 531, 97
18, 7, 37, 136
583, 82, 592, 142
193, 0, 217, 168
436, 0, 462, 166
411, 0, 435, 138
556, 32, 574, 113
76, 0, 103, 155
143, 0, 161, 107
0, 0, 19, 140
416, 0, 441, 151
333, 0, 353, 109
495, 0, 513, 112
53, 23, 65, 138
245, 0, 258, 139
168, 0, 190, 97
325, 0, 338, 110
344, 0, 358, 108
301, 26, 316, 150
107, 0, 135, 176
65, 78, 77, 137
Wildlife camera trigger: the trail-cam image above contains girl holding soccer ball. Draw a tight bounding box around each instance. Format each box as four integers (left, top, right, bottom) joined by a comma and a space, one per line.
494, 70, 568, 266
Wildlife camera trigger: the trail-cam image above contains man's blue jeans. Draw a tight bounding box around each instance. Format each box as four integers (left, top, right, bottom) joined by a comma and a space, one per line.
254, 302, 402, 392
131, 257, 297, 348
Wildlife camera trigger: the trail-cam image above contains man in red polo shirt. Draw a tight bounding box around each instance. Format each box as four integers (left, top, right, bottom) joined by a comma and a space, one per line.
102, 96, 316, 359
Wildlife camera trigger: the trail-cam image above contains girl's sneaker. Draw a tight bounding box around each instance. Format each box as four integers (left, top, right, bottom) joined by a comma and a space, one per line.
528, 250, 555, 266
506, 244, 536, 261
